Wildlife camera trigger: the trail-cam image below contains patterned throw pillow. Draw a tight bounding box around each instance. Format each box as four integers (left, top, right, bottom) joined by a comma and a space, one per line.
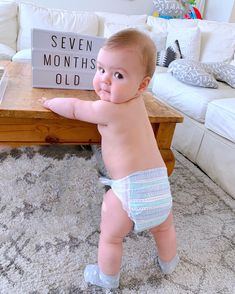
157, 40, 182, 67
202, 62, 235, 88
168, 59, 218, 88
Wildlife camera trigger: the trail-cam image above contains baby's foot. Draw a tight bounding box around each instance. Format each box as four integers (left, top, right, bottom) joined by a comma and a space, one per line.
157, 255, 180, 274
84, 264, 119, 289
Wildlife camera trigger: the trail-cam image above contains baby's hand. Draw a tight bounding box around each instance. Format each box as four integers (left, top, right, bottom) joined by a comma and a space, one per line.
39, 97, 50, 108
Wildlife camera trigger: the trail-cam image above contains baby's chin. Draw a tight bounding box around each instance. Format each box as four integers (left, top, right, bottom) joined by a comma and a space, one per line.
99, 90, 111, 101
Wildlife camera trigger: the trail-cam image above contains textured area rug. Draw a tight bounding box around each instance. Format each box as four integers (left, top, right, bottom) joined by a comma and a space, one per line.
0, 145, 234, 294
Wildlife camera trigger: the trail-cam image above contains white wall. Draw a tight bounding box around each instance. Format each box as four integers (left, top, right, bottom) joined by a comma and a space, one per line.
230, 2, 235, 22
15, 0, 153, 15
204, 0, 235, 22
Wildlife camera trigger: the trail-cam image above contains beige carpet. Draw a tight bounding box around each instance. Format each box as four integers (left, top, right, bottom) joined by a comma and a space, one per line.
0, 145, 234, 293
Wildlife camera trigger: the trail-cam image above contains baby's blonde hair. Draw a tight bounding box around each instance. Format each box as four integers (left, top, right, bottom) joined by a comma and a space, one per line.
103, 29, 157, 78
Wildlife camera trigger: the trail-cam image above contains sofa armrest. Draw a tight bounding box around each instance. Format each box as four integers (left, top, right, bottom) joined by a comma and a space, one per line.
12, 49, 31, 63
0, 43, 16, 61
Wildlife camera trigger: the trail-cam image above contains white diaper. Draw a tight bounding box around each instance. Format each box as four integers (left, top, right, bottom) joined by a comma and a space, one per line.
100, 167, 172, 232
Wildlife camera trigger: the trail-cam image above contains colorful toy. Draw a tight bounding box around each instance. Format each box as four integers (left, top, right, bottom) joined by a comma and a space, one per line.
185, 6, 202, 19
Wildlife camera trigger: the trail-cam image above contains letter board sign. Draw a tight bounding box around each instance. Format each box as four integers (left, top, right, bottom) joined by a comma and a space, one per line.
31, 28, 105, 90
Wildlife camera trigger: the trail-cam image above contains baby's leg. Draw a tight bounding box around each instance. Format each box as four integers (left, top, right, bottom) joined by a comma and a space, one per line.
98, 188, 133, 274
150, 211, 179, 274
84, 188, 133, 288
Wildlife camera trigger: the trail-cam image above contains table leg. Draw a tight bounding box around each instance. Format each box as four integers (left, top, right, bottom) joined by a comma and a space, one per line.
151, 122, 176, 176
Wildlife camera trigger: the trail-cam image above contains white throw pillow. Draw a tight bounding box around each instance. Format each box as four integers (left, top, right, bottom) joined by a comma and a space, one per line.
168, 18, 198, 29
0, 43, 15, 60
104, 22, 150, 38
147, 16, 168, 51
147, 16, 168, 34
166, 26, 201, 61
149, 31, 167, 52
96, 12, 147, 36
0, 1, 18, 50
17, 2, 99, 51
198, 20, 235, 63
103, 22, 167, 52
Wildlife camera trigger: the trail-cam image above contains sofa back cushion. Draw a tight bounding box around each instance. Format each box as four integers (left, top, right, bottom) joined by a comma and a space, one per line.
17, 2, 99, 51
103, 22, 150, 38
0, 1, 18, 51
198, 20, 235, 63
96, 12, 147, 36
147, 16, 168, 51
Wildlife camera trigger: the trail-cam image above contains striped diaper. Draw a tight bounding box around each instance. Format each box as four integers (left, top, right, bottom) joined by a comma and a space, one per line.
100, 167, 172, 232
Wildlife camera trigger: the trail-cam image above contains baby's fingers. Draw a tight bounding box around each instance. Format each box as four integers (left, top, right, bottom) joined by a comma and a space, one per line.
39, 97, 49, 107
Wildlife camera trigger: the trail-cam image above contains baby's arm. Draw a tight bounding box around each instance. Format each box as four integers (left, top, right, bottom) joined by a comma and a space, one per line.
42, 97, 113, 125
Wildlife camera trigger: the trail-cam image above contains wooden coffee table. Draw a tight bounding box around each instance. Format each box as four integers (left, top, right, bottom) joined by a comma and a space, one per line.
0, 62, 183, 175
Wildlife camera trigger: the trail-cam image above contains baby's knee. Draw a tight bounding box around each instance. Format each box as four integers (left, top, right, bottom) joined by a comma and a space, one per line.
100, 230, 124, 245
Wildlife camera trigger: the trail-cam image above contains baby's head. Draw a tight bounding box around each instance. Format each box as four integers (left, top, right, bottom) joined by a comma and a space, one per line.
93, 29, 156, 103
103, 29, 157, 79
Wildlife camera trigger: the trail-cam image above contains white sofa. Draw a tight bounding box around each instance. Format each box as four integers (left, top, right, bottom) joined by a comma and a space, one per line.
151, 19, 235, 200
1, 1, 235, 198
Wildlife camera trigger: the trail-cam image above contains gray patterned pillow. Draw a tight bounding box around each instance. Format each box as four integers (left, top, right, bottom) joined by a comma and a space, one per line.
202, 62, 235, 88
168, 59, 218, 88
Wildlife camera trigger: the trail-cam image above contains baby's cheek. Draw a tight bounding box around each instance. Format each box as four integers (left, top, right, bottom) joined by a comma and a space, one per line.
93, 74, 99, 86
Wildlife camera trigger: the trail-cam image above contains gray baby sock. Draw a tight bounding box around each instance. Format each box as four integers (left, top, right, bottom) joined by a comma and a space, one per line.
157, 255, 180, 274
84, 264, 120, 289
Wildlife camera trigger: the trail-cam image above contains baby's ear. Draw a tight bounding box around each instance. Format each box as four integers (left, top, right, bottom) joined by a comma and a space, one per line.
138, 76, 151, 93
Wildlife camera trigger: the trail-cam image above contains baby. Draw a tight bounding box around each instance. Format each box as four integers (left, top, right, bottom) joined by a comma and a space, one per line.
42, 29, 179, 289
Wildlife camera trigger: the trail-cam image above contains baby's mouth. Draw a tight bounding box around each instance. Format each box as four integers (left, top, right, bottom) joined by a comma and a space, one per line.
101, 88, 110, 94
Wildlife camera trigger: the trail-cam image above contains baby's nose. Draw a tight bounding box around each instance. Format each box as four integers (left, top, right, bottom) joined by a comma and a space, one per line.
102, 73, 111, 85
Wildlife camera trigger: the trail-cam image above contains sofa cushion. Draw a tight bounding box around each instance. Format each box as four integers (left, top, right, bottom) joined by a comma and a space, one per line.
172, 113, 205, 163
168, 59, 218, 88
152, 72, 235, 122
0, 43, 15, 60
166, 19, 200, 61
166, 26, 201, 61
149, 31, 168, 52
12, 49, 31, 63
205, 98, 235, 143
96, 12, 147, 36
103, 21, 167, 52
17, 2, 99, 51
203, 62, 235, 88
103, 22, 169, 59
103, 22, 150, 38
196, 129, 235, 199
0, 1, 18, 50
198, 20, 235, 63
147, 16, 168, 33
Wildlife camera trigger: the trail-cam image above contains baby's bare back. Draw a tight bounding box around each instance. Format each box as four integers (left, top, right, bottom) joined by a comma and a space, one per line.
98, 96, 165, 179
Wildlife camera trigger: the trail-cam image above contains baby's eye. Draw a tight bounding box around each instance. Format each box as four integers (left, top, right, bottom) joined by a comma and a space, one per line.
98, 67, 105, 74
114, 72, 124, 79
